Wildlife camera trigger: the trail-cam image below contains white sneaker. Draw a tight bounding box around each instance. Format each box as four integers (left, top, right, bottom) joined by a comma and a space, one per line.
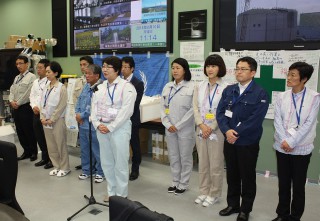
94, 175, 104, 183
57, 169, 71, 177
202, 196, 219, 207
195, 195, 207, 204
49, 169, 59, 176
78, 174, 90, 180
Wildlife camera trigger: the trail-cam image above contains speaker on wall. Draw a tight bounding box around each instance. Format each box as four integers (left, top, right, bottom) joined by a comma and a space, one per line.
51, 0, 67, 57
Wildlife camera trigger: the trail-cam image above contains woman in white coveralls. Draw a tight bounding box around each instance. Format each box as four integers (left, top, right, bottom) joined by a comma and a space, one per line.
160, 58, 195, 195
91, 56, 137, 200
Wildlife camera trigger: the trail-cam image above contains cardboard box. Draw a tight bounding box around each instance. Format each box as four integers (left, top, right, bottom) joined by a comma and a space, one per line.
140, 96, 161, 123
4, 41, 16, 49
139, 128, 149, 154
0, 125, 15, 144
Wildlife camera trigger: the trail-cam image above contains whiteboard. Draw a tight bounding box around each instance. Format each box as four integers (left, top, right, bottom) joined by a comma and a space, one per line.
210, 50, 320, 119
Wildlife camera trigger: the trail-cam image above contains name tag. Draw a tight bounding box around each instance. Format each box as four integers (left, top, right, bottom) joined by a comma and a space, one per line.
209, 133, 218, 141
108, 108, 118, 115
287, 127, 297, 136
165, 108, 170, 115
205, 113, 215, 120
225, 110, 233, 118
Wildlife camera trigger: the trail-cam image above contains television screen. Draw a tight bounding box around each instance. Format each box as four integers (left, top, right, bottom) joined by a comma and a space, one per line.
214, 0, 320, 50
70, 0, 173, 55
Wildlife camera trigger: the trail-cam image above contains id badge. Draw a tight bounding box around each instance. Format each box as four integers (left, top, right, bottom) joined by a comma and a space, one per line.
287, 127, 297, 136
205, 113, 215, 120
108, 107, 118, 115
165, 108, 170, 115
225, 110, 233, 118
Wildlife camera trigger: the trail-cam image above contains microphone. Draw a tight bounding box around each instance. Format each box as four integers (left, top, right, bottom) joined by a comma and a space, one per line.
90, 79, 103, 92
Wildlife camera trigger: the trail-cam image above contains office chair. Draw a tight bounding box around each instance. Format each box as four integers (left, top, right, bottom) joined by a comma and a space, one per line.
0, 140, 24, 215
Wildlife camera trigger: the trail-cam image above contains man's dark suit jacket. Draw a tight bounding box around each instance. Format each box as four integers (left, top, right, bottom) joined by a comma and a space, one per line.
130, 75, 144, 127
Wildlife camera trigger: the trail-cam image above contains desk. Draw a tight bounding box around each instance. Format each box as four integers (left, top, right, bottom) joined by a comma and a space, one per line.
0, 203, 30, 221
140, 119, 165, 134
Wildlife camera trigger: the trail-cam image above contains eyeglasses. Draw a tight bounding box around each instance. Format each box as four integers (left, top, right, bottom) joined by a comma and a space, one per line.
122, 66, 131, 69
16, 62, 26, 66
102, 65, 113, 69
234, 68, 251, 72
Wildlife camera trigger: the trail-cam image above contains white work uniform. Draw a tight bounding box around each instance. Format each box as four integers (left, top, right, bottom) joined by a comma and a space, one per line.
160, 80, 195, 189
30, 77, 49, 109
91, 76, 137, 197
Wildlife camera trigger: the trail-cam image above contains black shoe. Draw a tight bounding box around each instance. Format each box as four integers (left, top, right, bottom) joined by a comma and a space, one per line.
17, 153, 31, 161
129, 171, 139, 181
174, 188, 186, 195
167, 186, 177, 193
75, 165, 82, 170
272, 217, 288, 221
30, 154, 38, 161
35, 160, 48, 167
44, 161, 53, 169
237, 212, 249, 221
219, 206, 240, 216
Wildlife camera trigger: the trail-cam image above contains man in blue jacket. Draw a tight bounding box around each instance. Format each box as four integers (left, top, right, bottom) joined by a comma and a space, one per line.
217, 57, 269, 221
75, 64, 104, 183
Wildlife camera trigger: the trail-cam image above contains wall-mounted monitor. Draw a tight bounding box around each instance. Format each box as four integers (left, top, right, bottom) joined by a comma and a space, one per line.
70, 0, 173, 55
213, 0, 320, 51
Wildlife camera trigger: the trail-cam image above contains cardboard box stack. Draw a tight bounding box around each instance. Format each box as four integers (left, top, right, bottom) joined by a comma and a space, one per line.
152, 132, 169, 164
4, 35, 26, 49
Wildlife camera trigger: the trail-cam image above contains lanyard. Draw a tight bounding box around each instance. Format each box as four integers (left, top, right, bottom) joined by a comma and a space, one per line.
292, 88, 306, 126
15, 72, 28, 84
232, 81, 253, 106
168, 86, 182, 106
208, 83, 218, 111
43, 87, 54, 107
38, 79, 48, 91
107, 83, 117, 105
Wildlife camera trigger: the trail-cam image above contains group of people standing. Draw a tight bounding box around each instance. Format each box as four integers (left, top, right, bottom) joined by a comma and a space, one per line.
160, 55, 319, 221
9, 54, 144, 202
8, 52, 319, 221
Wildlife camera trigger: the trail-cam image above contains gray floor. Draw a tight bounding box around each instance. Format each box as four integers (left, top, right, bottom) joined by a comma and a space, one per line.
13, 141, 319, 221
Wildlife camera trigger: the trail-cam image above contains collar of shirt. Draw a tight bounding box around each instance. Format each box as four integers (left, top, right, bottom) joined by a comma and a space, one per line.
292, 87, 305, 97
207, 78, 222, 88
122, 73, 133, 82
38, 77, 48, 84
46, 80, 60, 89
19, 70, 29, 78
238, 80, 252, 95
173, 80, 185, 87
107, 75, 121, 86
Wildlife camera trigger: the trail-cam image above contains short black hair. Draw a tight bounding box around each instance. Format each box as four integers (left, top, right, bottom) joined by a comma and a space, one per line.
204, 54, 226, 77
49, 61, 63, 78
236, 56, 257, 71
171, 58, 192, 81
122, 56, 135, 69
289, 62, 314, 83
16, 55, 28, 63
80, 56, 94, 65
87, 64, 101, 78
38, 59, 50, 68
102, 56, 122, 74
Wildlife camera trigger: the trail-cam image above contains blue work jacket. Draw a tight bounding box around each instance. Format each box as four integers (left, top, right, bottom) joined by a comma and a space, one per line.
216, 81, 269, 145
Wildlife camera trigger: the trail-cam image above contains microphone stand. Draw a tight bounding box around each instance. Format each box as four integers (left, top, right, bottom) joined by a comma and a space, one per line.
67, 86, 108, 221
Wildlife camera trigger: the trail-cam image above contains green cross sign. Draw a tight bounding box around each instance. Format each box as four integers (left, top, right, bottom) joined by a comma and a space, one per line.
254, 65, 286, 103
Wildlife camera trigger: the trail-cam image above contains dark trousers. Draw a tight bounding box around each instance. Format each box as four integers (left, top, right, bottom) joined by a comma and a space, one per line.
224, 141, 259, 214
13, 103, 37, 155
276, 151, 311, 221
130, 126, 141, 172
33, 114, 49, 161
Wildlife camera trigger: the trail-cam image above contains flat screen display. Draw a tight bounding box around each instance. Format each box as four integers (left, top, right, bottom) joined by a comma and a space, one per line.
214, 0, 320, 50
71, 0, 173, 55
